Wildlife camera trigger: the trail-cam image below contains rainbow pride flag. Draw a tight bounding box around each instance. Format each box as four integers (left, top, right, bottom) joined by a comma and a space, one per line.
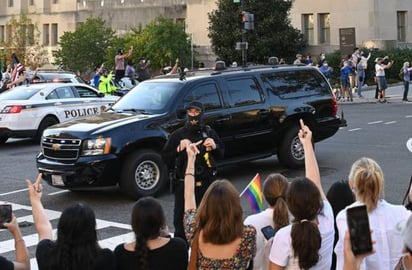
240, 173, 263, 213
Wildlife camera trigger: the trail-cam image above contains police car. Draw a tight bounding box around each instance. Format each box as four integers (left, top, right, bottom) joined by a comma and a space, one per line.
0, 83, 119, 143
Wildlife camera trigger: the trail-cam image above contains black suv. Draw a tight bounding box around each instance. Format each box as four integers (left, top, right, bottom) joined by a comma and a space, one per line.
37, 65, 346, 199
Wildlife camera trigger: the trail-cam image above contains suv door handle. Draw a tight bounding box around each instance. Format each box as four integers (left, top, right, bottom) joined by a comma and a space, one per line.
215, 115, 231, 124
258, 109, 270, 116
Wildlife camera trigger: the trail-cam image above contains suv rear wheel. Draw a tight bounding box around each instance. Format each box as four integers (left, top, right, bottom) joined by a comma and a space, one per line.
120, 149, 167, 199
278, 125, 311, 169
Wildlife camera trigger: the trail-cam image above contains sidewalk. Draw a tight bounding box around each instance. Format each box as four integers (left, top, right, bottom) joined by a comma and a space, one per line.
336, 83, 410, 104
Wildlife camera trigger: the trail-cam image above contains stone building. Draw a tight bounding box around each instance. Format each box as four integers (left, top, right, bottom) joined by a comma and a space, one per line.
1, 0, 411, 68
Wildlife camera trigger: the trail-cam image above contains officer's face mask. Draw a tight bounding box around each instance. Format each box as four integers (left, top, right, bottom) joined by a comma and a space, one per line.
185, 109, 202, 131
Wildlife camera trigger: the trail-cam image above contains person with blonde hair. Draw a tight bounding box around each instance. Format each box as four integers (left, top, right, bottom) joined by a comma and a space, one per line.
244, 174, 290, 270
183, 140, 256, 269
335, 157, 411, 270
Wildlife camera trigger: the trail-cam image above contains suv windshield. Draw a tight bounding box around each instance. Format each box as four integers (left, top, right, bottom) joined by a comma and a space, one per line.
112, 81, 182, 113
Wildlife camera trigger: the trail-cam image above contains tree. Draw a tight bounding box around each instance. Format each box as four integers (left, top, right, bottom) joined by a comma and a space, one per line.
53, 17, 116, 74
131, 17, 192, 71
208, 0, 306, 64
1, 13, 48, 68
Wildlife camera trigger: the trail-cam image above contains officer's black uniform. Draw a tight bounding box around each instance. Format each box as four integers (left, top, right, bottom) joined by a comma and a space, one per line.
162, 102, 224, 240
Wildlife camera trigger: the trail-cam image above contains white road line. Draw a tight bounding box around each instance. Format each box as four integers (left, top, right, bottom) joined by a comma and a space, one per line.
368, 121, 383, 124
348, 128, 362, 131
0, 188, 29, 196
384, 121, 397, 124
406, 115, 412, 118
47, 190, 70, 196
1, 202, 134, 270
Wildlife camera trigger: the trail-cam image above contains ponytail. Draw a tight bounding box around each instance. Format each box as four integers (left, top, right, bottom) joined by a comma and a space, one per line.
291, 220, 321, 269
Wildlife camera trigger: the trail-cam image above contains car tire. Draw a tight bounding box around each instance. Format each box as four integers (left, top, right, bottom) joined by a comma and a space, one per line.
120, 149, 167, 199
277, 125, 310, 169
0, 136, 8, 144
36, 116, 59, 142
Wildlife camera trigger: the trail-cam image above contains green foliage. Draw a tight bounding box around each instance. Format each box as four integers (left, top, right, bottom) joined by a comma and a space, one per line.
129, 17, 192, 70
208, 0, 306, 64
53, 17, 116, 74
1, 13, 48, 68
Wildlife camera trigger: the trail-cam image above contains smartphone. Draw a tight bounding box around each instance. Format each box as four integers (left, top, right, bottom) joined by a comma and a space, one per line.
0, 204, 12, 228
346, 205, 373, 255
261, 225, 276, 240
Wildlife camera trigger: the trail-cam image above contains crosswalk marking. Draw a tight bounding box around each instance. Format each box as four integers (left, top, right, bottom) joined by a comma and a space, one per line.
1, 202, 134, 270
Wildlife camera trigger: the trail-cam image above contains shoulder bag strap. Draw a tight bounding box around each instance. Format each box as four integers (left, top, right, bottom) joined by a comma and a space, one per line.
188, 231, 200, 270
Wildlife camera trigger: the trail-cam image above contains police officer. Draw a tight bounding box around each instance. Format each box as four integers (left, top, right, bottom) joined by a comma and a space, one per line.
162, 101, 224, 240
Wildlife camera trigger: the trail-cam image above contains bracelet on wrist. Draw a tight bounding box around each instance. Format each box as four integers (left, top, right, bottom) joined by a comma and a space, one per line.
15, 238, 25, 242
185, 173, 195, 177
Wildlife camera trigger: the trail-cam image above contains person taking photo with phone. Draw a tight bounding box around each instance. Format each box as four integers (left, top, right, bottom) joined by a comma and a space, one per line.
334, 157, 412, 270
0, 211, 30, 270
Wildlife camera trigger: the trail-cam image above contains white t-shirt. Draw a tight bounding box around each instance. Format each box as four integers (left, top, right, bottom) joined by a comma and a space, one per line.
375, 63, 385, 76
269, 200, 334, 270
244, 208, 275, 270
335, 200, 411, 270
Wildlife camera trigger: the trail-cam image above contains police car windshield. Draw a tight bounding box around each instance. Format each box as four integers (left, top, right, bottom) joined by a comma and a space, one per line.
112, 81, 182, 113
0, 86, 41, 100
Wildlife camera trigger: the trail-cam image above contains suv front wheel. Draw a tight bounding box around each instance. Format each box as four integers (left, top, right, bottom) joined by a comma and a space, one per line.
120, 149, 167, 199
277, 125, 312, 169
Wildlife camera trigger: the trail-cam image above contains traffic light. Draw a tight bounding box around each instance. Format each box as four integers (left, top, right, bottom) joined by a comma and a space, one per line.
241, 12, 254, 30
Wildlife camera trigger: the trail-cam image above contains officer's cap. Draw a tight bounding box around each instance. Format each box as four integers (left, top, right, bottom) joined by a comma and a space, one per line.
184, 101, 204, 112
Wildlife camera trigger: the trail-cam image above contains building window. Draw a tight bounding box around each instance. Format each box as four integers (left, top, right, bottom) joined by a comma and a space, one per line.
30, 0, 34, 5
8, 0, 13, 7
51, 24, 58, 46
302, 14, 314, 45
0, 26, 4, 43
6, 25, 12, 43
397, 11, 407, 42
28, 24, 35, 45
52, 0, 58, 3
318, 13, 330, 44
43, 24, 50, 46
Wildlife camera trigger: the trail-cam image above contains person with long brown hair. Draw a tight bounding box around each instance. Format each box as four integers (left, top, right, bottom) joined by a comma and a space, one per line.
244, 174, 290, 270
183, 140, 256, 269
269, 120, 335, 269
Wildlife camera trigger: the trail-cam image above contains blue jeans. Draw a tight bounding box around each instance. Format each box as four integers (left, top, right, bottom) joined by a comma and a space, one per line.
357, 76, 364, 96
403, 80, 410, 100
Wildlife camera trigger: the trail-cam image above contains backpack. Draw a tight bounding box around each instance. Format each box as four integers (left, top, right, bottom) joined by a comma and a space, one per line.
399, 67, 405, 80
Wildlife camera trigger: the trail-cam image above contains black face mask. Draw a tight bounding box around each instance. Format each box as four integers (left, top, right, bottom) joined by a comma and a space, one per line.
185, 114, 203, 131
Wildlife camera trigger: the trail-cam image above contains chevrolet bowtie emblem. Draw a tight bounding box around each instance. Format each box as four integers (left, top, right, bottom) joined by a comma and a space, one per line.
52, 144, 61, 151
190, 119, 198, 125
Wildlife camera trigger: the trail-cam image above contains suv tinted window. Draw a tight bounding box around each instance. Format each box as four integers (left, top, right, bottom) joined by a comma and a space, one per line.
261, 69, 330, 99
183, 82, 222, 111
226, 77, 263, 107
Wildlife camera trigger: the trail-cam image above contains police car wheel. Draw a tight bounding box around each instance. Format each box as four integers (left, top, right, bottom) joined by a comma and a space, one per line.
36, 116, 59, 141
277, 124, 313, 169
120, 149, 168, 199
0, 136, 8, 144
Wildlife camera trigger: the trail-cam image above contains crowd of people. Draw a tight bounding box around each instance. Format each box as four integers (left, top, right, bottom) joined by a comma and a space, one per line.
2, 102, 411, 270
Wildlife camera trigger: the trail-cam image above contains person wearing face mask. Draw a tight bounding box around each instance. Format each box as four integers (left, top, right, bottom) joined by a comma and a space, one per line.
137, 57, 151, 82
162, 101, 224, 242
319, 60, 333, 84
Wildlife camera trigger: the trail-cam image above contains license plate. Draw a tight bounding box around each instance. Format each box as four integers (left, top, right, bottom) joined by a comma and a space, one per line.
51, 175, 64, 186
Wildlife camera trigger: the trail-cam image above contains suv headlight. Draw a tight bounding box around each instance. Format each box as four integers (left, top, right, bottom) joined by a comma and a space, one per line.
82, 137, 111, 156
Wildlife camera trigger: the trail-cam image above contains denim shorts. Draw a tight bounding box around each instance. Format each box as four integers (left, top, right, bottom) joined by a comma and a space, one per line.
376, 76, 387, 90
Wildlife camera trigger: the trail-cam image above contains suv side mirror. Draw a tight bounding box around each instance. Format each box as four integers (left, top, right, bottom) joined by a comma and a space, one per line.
176, 108, 186, 119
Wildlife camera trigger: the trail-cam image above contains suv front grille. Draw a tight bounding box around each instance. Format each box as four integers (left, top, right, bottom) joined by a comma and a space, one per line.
42, 137, 82, 161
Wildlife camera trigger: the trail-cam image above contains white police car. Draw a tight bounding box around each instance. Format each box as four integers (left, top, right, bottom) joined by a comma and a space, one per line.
0, 83, 119, 143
